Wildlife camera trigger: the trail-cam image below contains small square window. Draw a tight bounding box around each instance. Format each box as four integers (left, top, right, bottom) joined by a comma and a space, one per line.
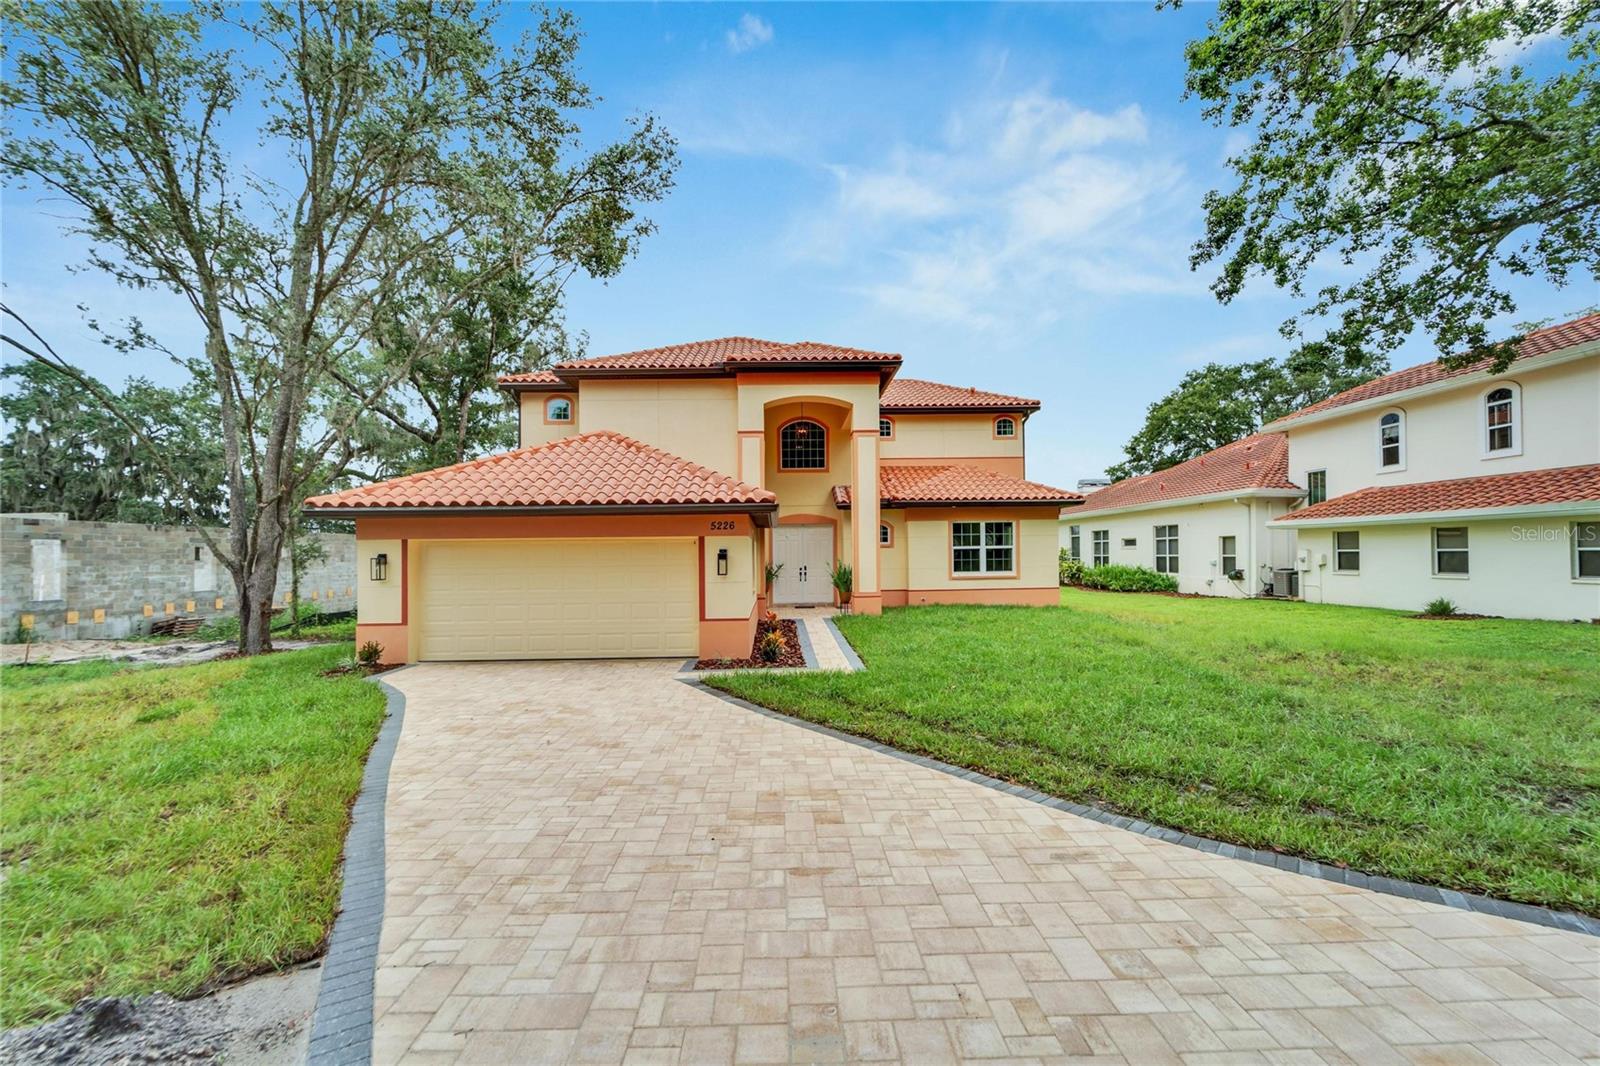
878, 417, 894, 439
1434, 527, 1469, 575
545, 397, 572, 422
993, 416, 1016, 438
1334, 530, 1360, 572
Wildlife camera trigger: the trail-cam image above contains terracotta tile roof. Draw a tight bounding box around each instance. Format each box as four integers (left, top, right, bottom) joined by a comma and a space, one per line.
547, 337, 902, 374
1271, 312, 1600, 426
496, 370, 566, 388
879, 378, 1040, 412
833, 466, 1078, 508
304, 431, 776, 512
1072, 434, 1301, 515
1274, 464, 1600, 523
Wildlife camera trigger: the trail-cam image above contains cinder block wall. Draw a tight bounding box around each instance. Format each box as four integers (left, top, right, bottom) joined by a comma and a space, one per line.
1, 513, 357, 640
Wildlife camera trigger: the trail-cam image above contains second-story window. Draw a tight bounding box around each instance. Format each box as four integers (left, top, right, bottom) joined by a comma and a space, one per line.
545, 396, 572, 423
878, 417, 894, 438
1485, 386, 1518, 453
993, 416, 1016, 438
1306, 470, 1327, 505
779, 419, 827, 470
1378, 411, 1404, 468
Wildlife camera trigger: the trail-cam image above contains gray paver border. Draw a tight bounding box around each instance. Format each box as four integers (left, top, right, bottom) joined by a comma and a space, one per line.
822, 616, 865, 671
689, 680, 1600, 939
306, 670, 411, 1064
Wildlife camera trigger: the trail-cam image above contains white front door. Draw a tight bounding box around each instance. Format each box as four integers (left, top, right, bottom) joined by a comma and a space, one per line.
773, 525, 834, 605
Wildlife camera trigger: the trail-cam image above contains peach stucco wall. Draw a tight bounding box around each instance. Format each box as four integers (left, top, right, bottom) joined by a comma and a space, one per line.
577, 378, 740, 474
880, 413, 1026, 476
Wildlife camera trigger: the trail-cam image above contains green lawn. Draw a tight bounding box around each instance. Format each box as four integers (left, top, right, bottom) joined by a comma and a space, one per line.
710, 589, 1600, 915
0, 644, 386, 1026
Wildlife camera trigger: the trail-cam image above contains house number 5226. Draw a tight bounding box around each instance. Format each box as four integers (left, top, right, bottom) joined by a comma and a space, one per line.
709, 520, 736, 531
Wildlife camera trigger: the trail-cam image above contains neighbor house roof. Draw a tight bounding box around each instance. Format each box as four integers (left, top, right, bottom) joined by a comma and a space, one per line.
1070, 434, 1301, 517
833, 466, 1078, 509
1265, 312, 1600, 428
303, 431, 777, 517
1270, 464, 1600, 526
878, 378, 1041, 413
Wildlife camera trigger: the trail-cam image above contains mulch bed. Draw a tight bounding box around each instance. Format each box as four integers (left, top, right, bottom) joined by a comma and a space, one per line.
1410, 612, 1500, 621
695, 618, 805, 671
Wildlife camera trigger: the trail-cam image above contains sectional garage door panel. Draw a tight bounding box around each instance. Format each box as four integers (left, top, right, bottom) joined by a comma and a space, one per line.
417, 539, 698, 660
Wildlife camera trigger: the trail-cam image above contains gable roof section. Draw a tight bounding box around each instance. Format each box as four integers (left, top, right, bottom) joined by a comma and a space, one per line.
833, 466, 1078, 509
879, 378, 1041, 413
1071, 434, 1300, 516
1271, 464, 1600, 525
1266, 312, 1600, 428
303, 431, 777, 516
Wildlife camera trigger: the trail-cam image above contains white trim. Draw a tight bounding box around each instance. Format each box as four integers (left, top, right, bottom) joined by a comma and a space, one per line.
1260, 340, 1600, 432
1069, 485, 1304, 520
1376, 408, 1406, 473
951, 519, 1016, 576
1269, 498, 1600, 528
1480, 381, 1523, 459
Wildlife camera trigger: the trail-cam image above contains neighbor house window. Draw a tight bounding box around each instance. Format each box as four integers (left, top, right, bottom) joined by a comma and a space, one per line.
1433, 527, 1469, 575
1121, 537, 1137, 549
1154, 524, 1179, 574
1335, 531, 1360, 572
952, 520, 1014, 575
1574, 522, 1600, 579
993, 416, 1016, 438
1378, 411, 1404, 468
1307, 470, 1327, 505
1485, 385, 1519, 453
545, 396, 572, 422
879, 522, 892, 547
1068, 524, 1081, 561
878, 417, 894, 438
1219, 535, 1238, 576
30, 539, 62, 601
779, 419, 827, 469
1092, 530, 1109, 567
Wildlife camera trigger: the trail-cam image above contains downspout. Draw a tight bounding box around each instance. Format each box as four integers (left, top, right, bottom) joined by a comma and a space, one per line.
1233, 496, 1255, 598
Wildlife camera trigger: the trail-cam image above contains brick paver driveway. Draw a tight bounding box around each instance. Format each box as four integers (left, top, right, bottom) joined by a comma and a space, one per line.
371, 662, 1598, 1064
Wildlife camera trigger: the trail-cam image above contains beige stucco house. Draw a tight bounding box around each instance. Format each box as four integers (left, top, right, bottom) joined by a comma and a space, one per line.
306, 338, 1077, 663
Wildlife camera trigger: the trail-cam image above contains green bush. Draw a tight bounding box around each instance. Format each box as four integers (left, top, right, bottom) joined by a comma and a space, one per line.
1058, 550, 1087, 586
1422, 597, 1458, 617
1080, 564, 1179, 593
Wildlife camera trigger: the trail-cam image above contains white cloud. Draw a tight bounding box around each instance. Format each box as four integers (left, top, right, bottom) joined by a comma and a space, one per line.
725, 13, 774, 54
829, 165, 954, 222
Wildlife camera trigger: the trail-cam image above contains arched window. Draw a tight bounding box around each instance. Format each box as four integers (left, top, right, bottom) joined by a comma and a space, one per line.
993, 416, 1017, 438
1378, 410, 1404, 469
779, 419, 827, 470
878, 523, 892, 547
545, 396, 572, 423
878, 417, 894, 439
1485, 385, 1519, 454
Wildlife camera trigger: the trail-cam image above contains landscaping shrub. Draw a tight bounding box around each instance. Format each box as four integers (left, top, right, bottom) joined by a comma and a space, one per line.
1058, 550, 1087, 586
1423, 597, 1459, 617
357, 640, 384, 667
757, 629, 787, 663
1080, 564, 1179, 593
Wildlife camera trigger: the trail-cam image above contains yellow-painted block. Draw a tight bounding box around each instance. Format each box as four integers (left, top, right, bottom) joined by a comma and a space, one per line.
164, 602, 175, 615
65, 610, 79, 624
310, 590, 320, 601
325, 588, 334, 599
185, 599, 195, 612
215, 598, 224, 610
20, 613, 34, 628
93, 608, 106, 624
143, 604, 154, 617
284, 592, 294, 604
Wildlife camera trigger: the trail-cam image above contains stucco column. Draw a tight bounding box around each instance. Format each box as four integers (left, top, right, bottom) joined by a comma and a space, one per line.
737, 429, 769, 609
850, 429, 882, 614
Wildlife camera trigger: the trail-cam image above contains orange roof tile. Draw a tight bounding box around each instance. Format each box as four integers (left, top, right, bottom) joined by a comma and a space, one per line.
546, 337, 902, 376
834, 466, 1078, 508
1270, 312, 1600, 426
304, 431, 776, 514
497, 370, 566, 388
1273, 464, 1600, 523
879, 378, 1040, 412
1072, 434, 1301, 515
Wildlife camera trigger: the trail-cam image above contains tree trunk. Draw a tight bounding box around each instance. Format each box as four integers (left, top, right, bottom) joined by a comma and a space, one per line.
242, 508, 289, 655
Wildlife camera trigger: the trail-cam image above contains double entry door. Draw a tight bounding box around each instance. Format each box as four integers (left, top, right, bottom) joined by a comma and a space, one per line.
772, 525, 834, 606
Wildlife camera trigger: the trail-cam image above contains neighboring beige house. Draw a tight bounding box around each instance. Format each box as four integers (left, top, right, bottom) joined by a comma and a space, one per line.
1064, 311, 1600, 621
306, 338, 1077, 663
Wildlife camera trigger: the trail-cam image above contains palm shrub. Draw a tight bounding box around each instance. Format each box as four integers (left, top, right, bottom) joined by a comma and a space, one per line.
1422, 597, 1458, 617
830, 562, 853, 604
1079, 564, 1178, 593
1059, 550, 1087, 586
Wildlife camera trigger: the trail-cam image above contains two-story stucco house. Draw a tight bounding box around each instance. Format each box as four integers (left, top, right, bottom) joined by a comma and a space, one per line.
305, 338, 1076, 663
1062, 312, 1600, 620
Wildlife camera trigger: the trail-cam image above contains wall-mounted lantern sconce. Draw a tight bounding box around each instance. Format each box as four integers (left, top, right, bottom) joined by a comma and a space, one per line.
716, 548, 729, 576
370, 553, 389, 582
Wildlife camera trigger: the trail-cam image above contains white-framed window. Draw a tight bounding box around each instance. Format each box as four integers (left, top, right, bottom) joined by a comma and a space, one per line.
1574, 521, 1600, 579
1433, 527, 1469, 575
1484, 384, 1521, 455
1219, 535, 1238, 577
1121, 536, 1137, 549
1378, 410, 1405, 469
1067, 524, 1081, 561
878, 522, 892, 547
545, 396, 572, 422
878, 417, 894, 438
993, 416, 1016, 438
1306, 469, 1327, 505
1334, 530, 1360, 572
30, 538, 63, 601
1154, 524, 1179, 574
1091, 530, 1109, 567
952, 520, 1015, 574
779, 419, 827, 470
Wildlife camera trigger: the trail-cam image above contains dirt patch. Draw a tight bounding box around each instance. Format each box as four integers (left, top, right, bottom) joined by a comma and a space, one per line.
0, 965, 319, 1066
1409, 612, 1500, 621
695, 619, 806, 670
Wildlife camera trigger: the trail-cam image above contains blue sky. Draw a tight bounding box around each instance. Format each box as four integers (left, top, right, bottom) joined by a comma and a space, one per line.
2, 3, 1590, 484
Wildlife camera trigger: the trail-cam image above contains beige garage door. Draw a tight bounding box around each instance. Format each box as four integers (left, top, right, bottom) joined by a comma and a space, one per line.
417, 539, 698, 661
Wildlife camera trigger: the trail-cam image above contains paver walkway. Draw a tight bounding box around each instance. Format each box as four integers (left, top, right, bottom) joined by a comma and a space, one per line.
371, 661, 1599, 1064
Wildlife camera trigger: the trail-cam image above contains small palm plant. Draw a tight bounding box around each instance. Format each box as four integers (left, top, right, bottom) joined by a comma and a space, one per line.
830, 561, 854, 606
763, 561, 783, 597
1422, 597, 1458, 617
